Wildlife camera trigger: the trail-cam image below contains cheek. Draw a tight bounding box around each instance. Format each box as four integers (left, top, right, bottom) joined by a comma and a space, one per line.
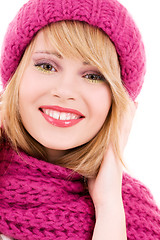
19, 70, 45, 105
88, 85, 112, 120
19, 70, 33, 100
18, 71, 38, 124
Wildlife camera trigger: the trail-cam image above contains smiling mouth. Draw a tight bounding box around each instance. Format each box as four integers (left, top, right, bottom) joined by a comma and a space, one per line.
39, 108, 83, 120
39, 105, 85, 128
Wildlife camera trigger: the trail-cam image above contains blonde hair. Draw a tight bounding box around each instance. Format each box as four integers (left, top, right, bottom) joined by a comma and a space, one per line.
1, 21, 131, 178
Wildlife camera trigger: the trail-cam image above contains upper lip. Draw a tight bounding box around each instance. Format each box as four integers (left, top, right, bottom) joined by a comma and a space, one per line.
39, 105, 85, 117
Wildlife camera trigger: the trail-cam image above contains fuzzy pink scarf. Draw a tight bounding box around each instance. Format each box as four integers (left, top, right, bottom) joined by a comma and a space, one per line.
0, 144, 160, 240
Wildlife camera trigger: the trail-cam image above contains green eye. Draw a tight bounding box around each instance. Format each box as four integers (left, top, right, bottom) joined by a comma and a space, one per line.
84, 73, 105, 83
35, 63, 56, 73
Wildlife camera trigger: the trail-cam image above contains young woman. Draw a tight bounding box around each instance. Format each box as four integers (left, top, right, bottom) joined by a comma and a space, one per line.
0, 0, 160, 239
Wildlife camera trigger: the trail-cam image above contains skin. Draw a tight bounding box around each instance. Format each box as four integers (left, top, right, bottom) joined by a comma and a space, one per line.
89, 101, 137, 239
0, 30, 137, 239
19, 31, 112, 161
0, 99, 136, 240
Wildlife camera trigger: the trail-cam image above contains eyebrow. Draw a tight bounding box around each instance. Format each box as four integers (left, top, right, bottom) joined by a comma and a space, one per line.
34, 51, 91, 65
34, 51, 62, 58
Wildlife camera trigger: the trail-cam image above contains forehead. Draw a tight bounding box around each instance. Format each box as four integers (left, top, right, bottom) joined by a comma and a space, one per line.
32, 23, 100, 64
33, 30, 91, 65
34, 31, 55, 52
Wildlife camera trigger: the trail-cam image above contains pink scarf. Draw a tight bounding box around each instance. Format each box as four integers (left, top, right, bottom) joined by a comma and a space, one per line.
0, 144, 160, 240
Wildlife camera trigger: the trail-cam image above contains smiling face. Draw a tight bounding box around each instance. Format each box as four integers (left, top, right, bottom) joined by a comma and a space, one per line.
18, 30, 112, 161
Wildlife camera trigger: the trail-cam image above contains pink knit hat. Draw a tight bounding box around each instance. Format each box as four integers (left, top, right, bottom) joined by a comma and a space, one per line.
0, 0, 146, 100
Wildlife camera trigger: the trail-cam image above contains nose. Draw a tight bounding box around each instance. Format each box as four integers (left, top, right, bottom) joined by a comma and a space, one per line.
50, 72, 77, 102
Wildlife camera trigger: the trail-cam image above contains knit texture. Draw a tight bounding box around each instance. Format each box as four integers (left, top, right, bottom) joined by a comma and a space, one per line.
0, 145, 160, 240
0, 0, 146, 100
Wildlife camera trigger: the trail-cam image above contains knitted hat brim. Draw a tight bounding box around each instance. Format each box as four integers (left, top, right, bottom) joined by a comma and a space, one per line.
0, 0, 146, 100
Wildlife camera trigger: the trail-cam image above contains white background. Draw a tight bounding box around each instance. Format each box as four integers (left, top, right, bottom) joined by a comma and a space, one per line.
0, 1, 160, 204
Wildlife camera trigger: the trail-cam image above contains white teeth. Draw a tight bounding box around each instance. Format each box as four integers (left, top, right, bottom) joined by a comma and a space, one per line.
49, 111, 53, 118
53, 111, 60, 120
66, 113, 71, 120
46, 109, 50, 116
43, 109, 79, 120
71, 114, 78, 119
59, 112, 67, 120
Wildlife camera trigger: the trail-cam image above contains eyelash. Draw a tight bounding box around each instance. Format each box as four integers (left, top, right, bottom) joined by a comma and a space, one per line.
34, 62, 106, 83
83, 73, 105, 83
34, 62, 56, 73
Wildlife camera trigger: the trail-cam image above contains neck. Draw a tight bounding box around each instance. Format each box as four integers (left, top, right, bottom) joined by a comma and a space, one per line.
45, 147, 70, 163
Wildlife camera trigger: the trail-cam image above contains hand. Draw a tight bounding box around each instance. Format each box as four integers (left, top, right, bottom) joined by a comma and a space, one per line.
88, 102, 137, 240
88, 144, 123, 213
88, 101, 137, 210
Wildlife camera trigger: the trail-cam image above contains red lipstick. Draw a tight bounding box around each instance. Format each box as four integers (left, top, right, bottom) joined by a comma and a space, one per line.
39, 105, 85, 128
40, 105, 84, 116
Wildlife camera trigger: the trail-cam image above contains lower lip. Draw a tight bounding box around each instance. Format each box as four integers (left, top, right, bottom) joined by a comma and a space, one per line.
41, 111, 84, 127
